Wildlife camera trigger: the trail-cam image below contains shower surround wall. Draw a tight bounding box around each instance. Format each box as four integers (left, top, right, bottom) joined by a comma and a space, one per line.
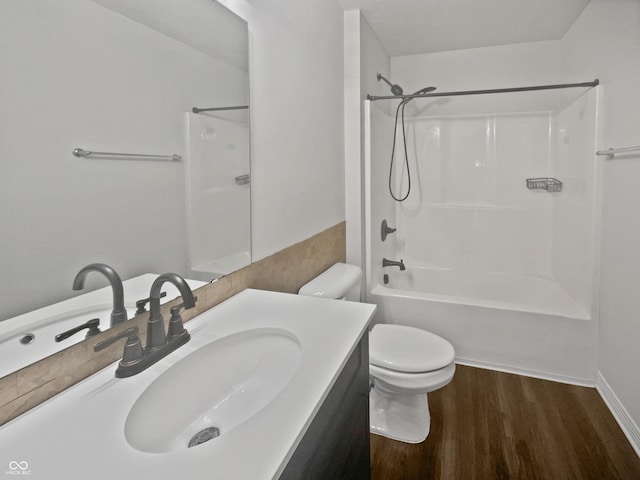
185, 112, 251, 280
398, 111, 556, 278
366, 88, 601, 382
397, 90, 599, 318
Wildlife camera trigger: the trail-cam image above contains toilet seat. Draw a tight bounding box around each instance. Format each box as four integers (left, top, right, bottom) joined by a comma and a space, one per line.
370, 324, 455, 373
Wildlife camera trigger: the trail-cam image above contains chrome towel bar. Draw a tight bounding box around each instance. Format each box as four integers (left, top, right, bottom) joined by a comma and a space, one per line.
192, 105, 248, 114
72, 148, 181, 161
596, 146, 640, 158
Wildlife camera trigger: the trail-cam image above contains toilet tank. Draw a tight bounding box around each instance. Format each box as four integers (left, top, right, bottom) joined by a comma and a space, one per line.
298, 263, 362, 301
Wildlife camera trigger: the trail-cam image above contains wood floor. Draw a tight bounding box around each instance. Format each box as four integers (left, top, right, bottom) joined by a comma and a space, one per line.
370, 365, 640, 480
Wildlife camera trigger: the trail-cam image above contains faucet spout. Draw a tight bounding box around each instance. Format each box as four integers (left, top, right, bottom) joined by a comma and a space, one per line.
382, 258, 406, 271
146, 273, 196, 351
73, 263, 127, 327
95, 273, 197, 378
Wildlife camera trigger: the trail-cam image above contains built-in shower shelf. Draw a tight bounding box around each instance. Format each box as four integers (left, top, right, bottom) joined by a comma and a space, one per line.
526, 177, 562, 193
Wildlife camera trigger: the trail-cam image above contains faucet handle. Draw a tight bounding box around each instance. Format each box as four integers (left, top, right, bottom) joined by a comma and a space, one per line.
381, 219, 397, 241
167, 297, 197, 340
135, 291, 167, 314
94, 326, 144, 365
55, 318, 101, 342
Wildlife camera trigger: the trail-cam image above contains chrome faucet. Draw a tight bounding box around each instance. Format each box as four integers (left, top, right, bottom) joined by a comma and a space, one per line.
94, 273, 196, 378
73, 263, 128, 327
382, 258, 406, 271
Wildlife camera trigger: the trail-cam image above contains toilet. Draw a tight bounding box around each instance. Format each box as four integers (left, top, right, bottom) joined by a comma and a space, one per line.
298, 263, 456, 444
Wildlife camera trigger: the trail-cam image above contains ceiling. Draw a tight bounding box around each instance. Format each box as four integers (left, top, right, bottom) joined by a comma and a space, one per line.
89, 0, 248, 71
336, 0, 591, 56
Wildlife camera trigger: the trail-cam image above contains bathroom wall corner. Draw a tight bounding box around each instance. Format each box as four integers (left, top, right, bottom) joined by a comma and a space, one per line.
596, 371, 640, 458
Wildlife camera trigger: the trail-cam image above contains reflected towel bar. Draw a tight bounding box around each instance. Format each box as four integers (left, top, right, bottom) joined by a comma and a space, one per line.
596, 146, 640, 158
72, 148, 181, 161
192, 105, 248, 114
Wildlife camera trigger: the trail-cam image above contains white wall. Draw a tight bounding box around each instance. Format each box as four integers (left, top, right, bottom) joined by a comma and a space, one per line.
344, 10, 364, 270
392, 40, 564, 95
248, 0, 346, 260
344, 11, 391, 277
0, 0, 247, 319
562, 0, 640, 447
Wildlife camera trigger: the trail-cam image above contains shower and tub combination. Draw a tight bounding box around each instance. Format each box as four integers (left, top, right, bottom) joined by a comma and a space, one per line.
364, 75, 602, 384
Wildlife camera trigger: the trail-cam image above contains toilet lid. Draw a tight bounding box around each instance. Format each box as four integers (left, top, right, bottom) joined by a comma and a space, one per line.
369, 324, 455, 373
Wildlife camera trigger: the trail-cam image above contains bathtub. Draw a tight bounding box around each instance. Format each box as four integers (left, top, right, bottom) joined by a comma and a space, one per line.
368, 266, 598, 385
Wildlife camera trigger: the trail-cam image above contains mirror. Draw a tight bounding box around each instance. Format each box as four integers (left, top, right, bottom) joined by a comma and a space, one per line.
0, 0, 250, 364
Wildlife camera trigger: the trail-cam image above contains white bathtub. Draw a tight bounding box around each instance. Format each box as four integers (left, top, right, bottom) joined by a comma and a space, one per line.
368, 266, 598, 385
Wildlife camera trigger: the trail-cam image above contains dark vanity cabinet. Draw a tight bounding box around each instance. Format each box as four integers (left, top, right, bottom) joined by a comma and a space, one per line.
279, 333, 370, 480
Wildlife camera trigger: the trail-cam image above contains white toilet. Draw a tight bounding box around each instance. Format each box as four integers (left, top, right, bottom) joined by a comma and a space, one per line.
298, 262, 456, 444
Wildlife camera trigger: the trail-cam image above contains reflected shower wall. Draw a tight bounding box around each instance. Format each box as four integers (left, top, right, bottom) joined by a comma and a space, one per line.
185, 111, 251, 281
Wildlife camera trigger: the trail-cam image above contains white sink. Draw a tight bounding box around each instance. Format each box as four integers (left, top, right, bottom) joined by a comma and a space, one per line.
0, 289, 375, 480
125, 328, 301, 453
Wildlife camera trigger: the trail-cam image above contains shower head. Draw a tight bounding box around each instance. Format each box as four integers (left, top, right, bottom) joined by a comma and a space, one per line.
401, 86, 438, 105
377, 73, 404, 96
413, 86, 437, 95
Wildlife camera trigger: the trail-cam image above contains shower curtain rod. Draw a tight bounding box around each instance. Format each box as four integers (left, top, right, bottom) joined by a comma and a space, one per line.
192, 105, 248, 114
367, 79, 599, 101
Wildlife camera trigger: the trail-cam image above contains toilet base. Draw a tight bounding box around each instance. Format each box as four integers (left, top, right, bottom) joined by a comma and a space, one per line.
369, 387, 430, 444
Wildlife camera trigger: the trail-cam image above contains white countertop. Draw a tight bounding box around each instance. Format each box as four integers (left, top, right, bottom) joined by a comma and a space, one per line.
0, 289, 375, 479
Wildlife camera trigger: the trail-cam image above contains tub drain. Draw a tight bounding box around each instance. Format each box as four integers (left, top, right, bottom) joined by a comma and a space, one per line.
188, 427, 220, 448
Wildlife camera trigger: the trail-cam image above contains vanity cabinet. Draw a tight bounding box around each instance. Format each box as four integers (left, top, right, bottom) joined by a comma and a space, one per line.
280, 333, 370, 480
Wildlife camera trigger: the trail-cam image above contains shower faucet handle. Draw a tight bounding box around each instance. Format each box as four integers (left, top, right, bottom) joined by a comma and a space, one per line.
381, 219, 397, 241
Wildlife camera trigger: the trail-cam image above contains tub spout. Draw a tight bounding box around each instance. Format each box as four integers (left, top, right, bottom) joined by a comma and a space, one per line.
382, 258, 405, 271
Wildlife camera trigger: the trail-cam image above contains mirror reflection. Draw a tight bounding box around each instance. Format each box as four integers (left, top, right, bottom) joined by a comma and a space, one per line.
0, 0, 250, 372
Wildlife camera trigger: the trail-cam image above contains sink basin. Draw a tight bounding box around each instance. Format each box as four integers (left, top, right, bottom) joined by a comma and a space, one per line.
125, 328, 302, 453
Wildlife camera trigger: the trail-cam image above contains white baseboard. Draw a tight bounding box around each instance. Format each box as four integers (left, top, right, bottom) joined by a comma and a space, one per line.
596, 371, 640, 458
455, 357, 596, 387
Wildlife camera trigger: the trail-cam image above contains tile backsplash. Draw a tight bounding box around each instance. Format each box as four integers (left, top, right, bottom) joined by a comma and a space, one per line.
0, 222, 346, 426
